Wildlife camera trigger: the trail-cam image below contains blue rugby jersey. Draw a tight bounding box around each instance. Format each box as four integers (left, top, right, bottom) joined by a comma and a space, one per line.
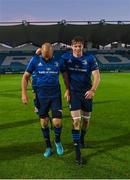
32, 71, 37, 86
61, 52, 99, 92
31, 71, 37, 91
26, 55, 65, 98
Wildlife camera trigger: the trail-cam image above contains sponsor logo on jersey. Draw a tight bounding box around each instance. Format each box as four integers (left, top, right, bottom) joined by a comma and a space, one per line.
46, 68, 51, 71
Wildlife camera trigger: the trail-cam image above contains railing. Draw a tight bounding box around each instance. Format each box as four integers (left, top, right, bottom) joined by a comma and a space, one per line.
0, 20, 130, 25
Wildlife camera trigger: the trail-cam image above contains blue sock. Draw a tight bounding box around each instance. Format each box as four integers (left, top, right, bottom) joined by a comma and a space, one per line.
41, 127, 51, 148
54, 126, 62, 143
80, 129, 87, 144
72, 129, 81, 160
72, 129, 80, 145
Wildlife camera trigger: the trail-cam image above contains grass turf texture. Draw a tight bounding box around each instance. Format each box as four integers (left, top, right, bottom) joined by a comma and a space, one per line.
0, 73, 130, 179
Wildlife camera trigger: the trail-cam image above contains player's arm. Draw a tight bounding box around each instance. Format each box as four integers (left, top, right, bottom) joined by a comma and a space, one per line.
36, 48, 41, 55
85, 69, 100, 99
28, 78, 32, 86
59, 56, 70, 102
62, 71, 70, 102
21, 71, 31, 104
22, 55, 36, 104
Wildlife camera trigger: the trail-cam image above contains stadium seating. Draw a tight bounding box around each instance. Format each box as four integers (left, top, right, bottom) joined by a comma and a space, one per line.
0, 49, 130, 73
0, 51, 34, 73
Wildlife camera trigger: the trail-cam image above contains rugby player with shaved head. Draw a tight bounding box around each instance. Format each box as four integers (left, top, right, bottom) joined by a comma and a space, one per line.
22, 43, 69, 158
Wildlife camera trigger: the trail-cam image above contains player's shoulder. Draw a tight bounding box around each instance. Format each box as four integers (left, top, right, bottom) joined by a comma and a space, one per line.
84, 53, 96, 62
52, 56, 61, 64
52, 55, 59, 61
30, 54, 40, 63
61, 51, 72, 60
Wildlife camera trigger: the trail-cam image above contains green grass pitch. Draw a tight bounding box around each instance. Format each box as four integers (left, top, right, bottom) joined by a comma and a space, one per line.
0, 73, 130, 179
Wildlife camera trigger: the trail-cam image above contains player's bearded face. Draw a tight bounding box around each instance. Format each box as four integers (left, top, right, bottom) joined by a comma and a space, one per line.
41, 43, 53, 60
72, 42, 84, 56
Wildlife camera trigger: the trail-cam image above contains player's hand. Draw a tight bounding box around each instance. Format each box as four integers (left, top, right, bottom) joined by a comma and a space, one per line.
64, 89, 70, 102
22, 94, 29, 104
36, 48, 41, 55
84, 90, 95, 99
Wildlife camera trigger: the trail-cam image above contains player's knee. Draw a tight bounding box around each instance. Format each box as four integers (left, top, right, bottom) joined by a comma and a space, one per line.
82, 115, 91, 128
82, 114, 91, 122
40, 118, 48, 128
52, 110, 62, 119
83, 118, 89, 125
53, 118, 62, 128
73, 117, 81, 130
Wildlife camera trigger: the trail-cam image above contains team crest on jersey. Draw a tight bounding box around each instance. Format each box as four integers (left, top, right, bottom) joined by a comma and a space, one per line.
38, 62, 43, 66
54, 62, 59, 67
82, 59, 88, 65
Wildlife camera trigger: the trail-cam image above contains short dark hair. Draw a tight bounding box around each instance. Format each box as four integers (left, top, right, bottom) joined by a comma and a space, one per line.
71, 36, 84, 45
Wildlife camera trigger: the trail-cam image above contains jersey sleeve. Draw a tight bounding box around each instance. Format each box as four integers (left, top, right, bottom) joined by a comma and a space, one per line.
89, 55, 99, 71
26, 55, 37, 74
59, 58, 66, 73
60, 52, 71, 71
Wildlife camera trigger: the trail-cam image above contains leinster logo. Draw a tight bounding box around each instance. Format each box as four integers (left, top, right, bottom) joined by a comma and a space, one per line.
54, 62, 59, 67
82, 59, 88, 65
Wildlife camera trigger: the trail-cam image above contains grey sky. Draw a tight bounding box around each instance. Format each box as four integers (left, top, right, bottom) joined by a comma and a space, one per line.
0, 0, 130, 22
